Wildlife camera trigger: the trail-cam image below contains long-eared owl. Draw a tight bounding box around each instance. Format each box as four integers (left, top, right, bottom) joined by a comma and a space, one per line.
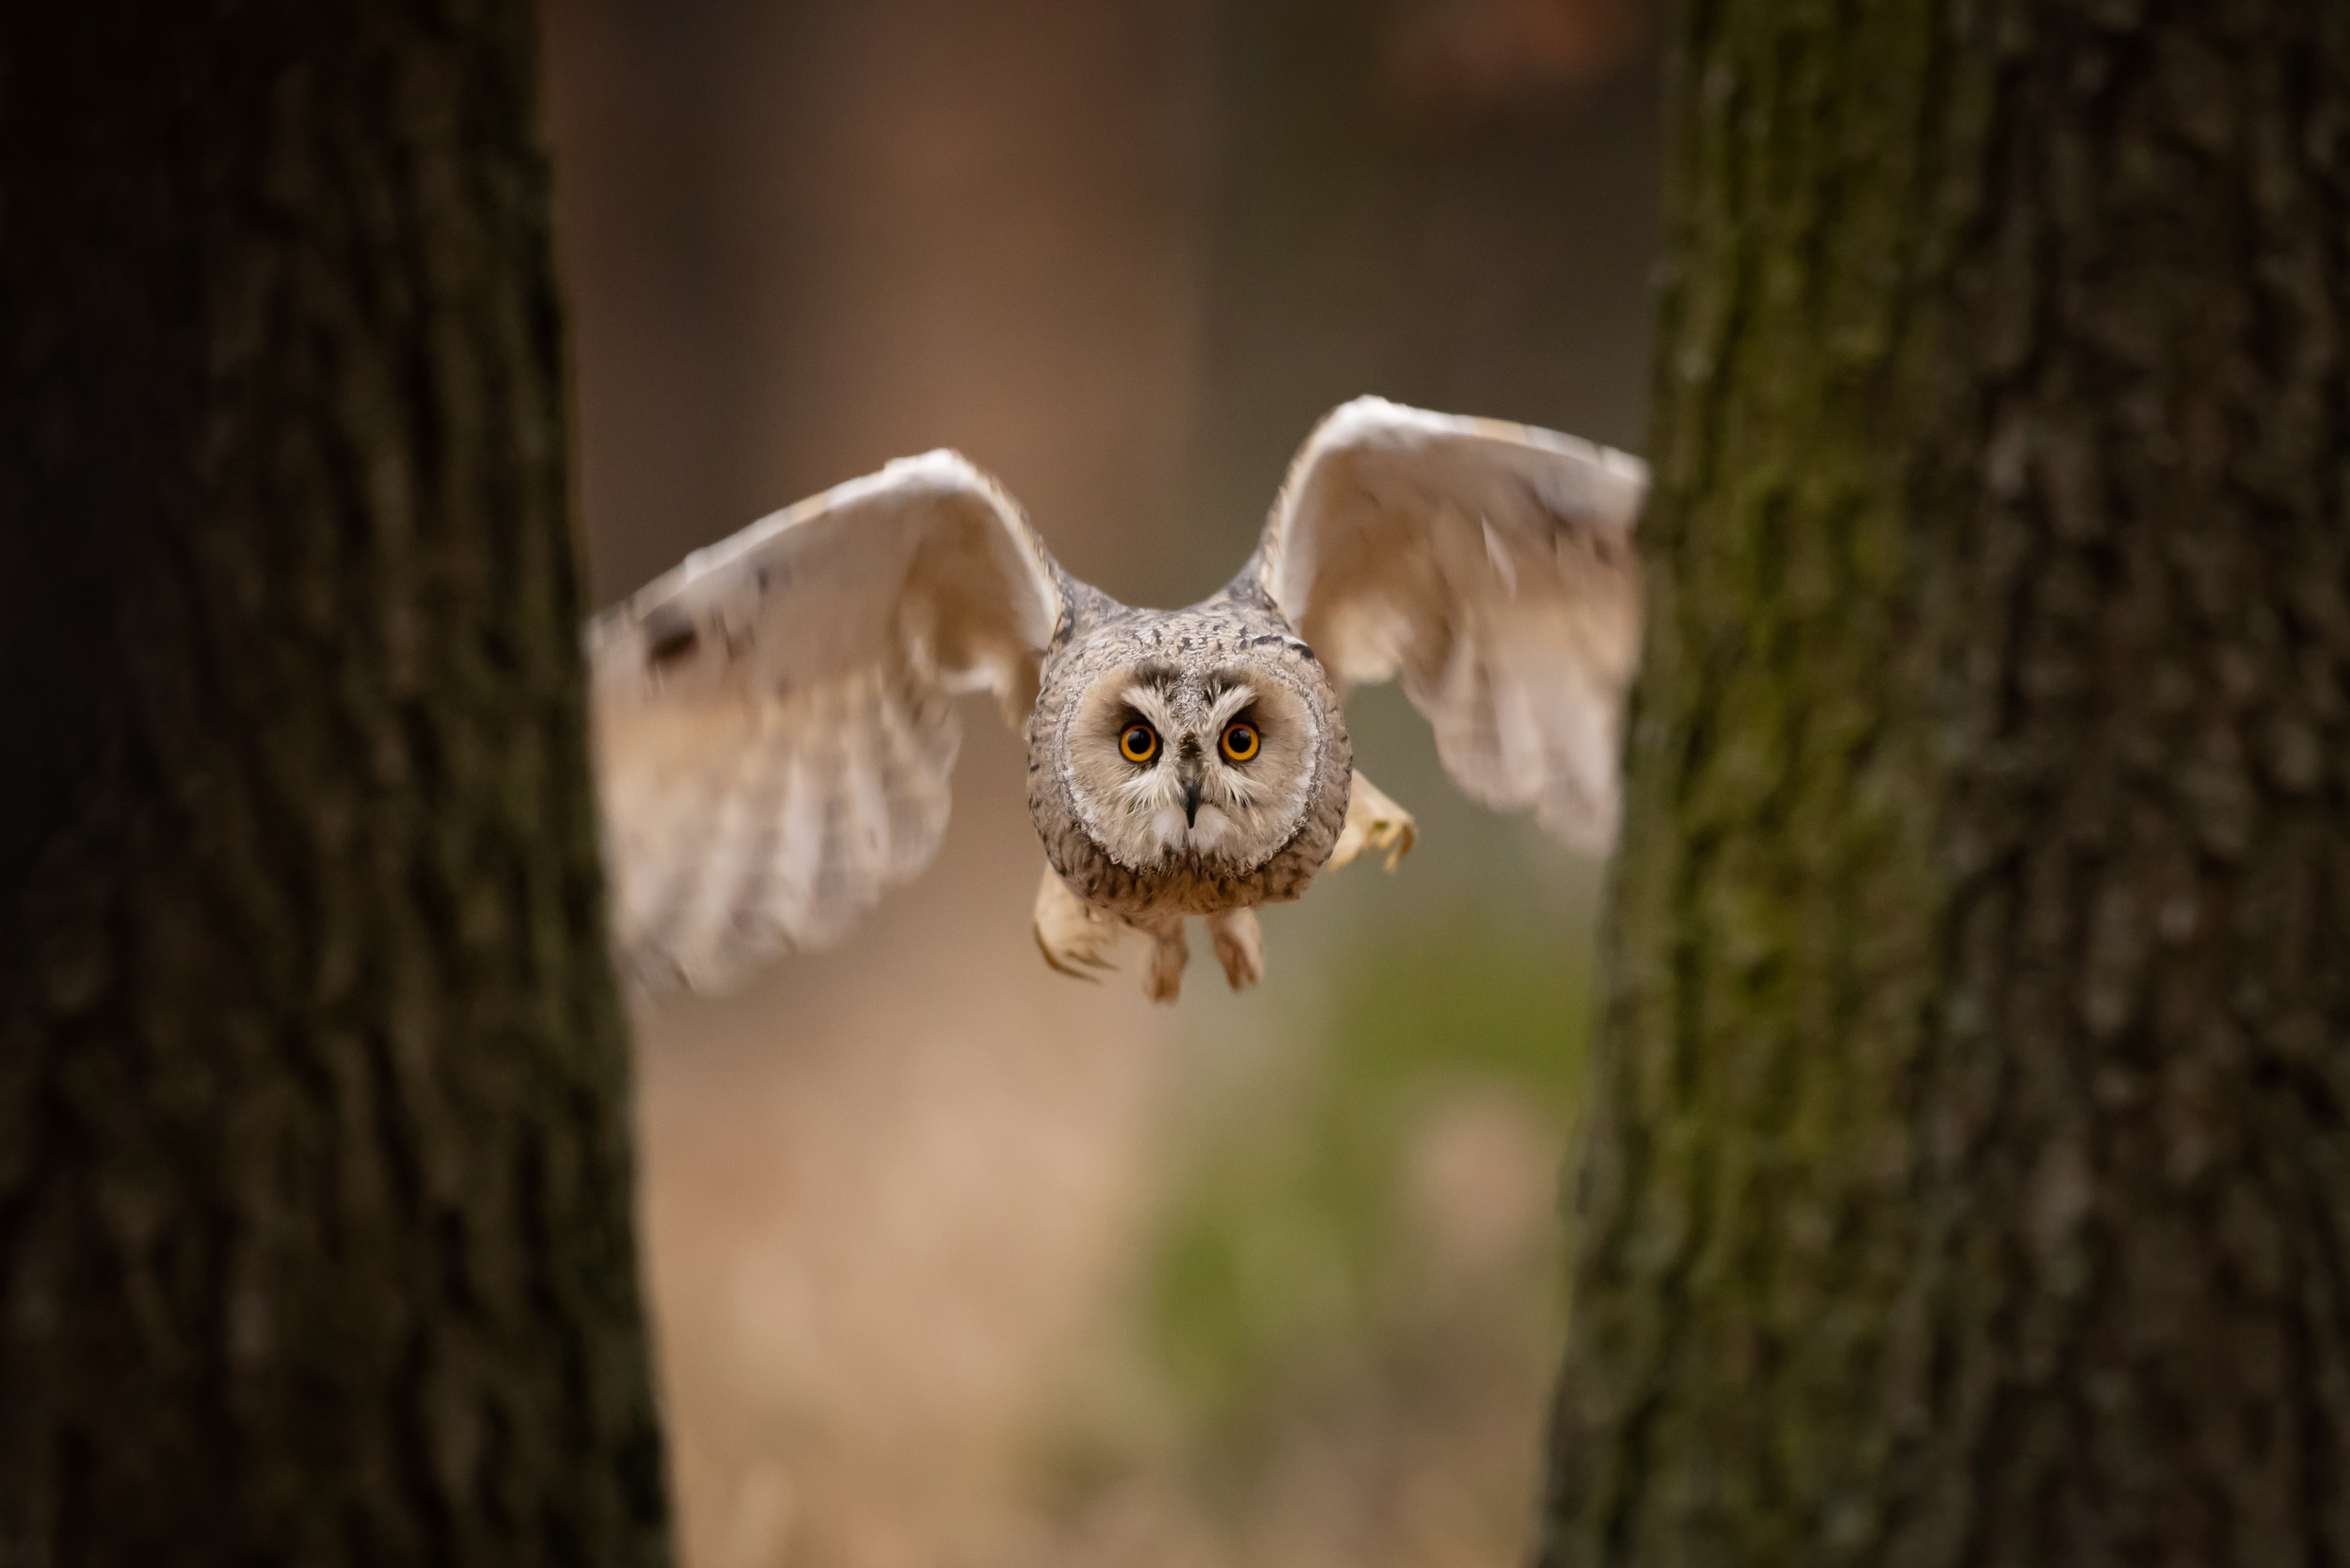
589, 398, 1645, 1002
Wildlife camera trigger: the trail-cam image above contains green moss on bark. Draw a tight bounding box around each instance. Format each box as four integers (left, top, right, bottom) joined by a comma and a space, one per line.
1545, 3, 2350, 1563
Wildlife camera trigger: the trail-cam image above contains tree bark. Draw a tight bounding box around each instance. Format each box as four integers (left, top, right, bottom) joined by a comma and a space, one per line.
0, 4, 668, 1564
1544, 3, 2350, 1563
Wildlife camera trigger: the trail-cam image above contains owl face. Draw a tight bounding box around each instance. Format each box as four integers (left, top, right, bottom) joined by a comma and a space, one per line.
1058, 645, 1333, 875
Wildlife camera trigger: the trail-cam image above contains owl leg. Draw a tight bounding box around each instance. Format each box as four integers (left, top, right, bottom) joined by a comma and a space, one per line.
1205, 907, 1263, 991
1032, 863, 1126, 980
1328, 770, 1418, 871
1142, 921, 1188, 1005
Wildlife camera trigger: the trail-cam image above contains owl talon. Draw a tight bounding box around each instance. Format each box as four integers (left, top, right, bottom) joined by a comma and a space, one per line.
1212, 907, 1269, 992
1207, 908, 1263, 991
1329, 771, 1418, 872
1143, 926, 1187, 1004
1033, 863, 1126, 980
1035, 934, 1103, 982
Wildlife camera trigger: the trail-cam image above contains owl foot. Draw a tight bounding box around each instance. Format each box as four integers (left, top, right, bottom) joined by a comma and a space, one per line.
1206, 908, 1263, 991
1143, 926, 1188, 1005
1033, 863, 1126, 980
1329, 770, 1418, 871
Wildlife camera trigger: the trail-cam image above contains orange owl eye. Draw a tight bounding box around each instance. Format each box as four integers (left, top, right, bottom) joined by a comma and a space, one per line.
1120, 723, 1160, 764
1220, 722, 1260, 763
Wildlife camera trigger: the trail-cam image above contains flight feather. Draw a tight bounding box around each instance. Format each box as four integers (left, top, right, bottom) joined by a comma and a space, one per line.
1256, 396, 1646, 851
587, 451, 1061, 992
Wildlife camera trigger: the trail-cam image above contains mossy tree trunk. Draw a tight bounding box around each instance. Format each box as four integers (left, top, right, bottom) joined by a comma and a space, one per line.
0, 4, 668, 1563
1545, 3, 2350, 1563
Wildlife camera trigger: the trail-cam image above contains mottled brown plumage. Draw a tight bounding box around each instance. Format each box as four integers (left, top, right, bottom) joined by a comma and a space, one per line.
588, 397, 1645, 1001
1024, 572, 1350, 998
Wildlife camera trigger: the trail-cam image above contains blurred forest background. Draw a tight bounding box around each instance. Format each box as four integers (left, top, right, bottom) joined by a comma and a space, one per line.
543, 1, 1659, 1562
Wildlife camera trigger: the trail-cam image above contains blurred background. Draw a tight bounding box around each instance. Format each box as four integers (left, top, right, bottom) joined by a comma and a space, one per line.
542, 1, 1659, 1562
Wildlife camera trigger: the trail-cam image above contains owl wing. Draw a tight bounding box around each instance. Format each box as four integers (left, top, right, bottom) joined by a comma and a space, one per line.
587, 451, 1062, 993
1256, 397, 1647, 852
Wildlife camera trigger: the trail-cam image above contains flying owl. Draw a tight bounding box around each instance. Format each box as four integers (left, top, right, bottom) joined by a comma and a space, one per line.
588, 397, 1646, 1003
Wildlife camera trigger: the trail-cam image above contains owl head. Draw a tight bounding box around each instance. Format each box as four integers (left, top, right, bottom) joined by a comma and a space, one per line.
1056, 634, 1341, 875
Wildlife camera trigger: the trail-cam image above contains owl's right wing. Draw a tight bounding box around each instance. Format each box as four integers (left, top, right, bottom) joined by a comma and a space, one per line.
587, 451, 1062, 994
1256, 397, 1647, 852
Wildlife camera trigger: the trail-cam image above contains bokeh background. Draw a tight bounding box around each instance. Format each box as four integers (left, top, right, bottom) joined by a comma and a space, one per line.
542, 2, 1659, 1562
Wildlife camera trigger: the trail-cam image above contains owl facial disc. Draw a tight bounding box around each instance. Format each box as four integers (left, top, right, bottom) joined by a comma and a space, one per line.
1059, 653, 1326, 874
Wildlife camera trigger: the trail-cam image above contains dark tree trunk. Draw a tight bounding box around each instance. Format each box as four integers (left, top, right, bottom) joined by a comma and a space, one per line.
1545, 3, 2350, 1564
0, 5, 668, 1564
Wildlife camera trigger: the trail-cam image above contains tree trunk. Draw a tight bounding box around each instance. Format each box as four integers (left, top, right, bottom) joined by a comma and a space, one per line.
1544, 3, 2350, 1564
0, 5, 669, 1564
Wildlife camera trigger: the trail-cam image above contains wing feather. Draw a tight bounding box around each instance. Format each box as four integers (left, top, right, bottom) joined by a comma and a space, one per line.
588, 452, 1060, 993
1257, 397, 1646, 851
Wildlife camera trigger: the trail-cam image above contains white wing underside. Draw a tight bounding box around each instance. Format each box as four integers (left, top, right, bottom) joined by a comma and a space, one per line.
1258, 397, 1648, 852
588, 452, 1059, 994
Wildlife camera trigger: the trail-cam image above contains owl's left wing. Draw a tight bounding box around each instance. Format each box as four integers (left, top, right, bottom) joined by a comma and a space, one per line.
1257, 397, 1647, 852
588, 451, 1061, 994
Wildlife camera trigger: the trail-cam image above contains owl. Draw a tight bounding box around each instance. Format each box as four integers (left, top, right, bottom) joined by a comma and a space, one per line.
589, 397, 1645, 1003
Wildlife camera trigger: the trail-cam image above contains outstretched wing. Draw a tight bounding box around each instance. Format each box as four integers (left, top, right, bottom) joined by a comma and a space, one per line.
588, 451, 1062, 993
1257, 397, 1646, 852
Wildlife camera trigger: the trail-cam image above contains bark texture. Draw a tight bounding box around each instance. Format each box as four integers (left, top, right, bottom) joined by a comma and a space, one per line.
0, 4, 669, 1564
1545, 2, 2350, 1563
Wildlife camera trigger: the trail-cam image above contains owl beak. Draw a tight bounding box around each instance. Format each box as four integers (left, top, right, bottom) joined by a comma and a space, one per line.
1177, 752, 1205, 827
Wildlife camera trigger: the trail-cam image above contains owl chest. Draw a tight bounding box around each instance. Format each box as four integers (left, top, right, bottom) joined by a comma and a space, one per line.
1035, 813, 1326, 922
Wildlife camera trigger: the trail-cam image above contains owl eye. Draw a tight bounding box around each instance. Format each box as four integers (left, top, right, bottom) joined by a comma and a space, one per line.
1220, 722, 1261, 763
1119, 723, 1160, 764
